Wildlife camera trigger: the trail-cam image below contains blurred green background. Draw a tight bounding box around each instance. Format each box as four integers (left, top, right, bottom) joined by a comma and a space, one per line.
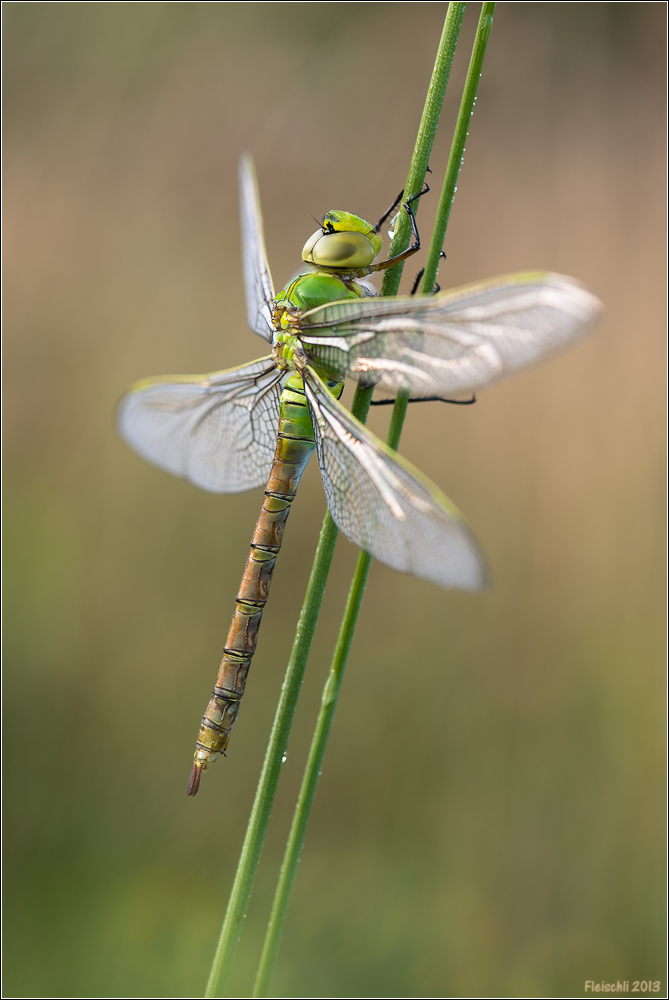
3, 3, 665, 997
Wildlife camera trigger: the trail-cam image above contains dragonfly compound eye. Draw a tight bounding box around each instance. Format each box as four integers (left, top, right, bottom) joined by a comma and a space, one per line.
302, 230, 376, 269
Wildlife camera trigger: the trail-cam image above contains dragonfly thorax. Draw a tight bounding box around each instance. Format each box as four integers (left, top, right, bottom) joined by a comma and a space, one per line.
274, 272, 365, 324
272, 332, 305, 370
271, 260, 375, 384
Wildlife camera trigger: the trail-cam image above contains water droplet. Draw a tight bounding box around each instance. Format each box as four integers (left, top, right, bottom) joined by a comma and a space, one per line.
281, 753, 287, 763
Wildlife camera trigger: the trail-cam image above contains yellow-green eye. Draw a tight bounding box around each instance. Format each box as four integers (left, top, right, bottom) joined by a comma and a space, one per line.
302, 230, 376, 269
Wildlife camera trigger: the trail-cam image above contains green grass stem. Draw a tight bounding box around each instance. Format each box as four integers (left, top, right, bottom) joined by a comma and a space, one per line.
421, 1, 497, 297
251, 550, 374, 999
251, 4, 501, 996
378, 1, 467, 302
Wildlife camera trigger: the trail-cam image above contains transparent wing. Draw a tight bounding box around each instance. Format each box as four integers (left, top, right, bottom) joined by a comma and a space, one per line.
239, 155, 275, 342
302, 367, 487, 590
117, 357, 283, 493
297, 272, 602, 395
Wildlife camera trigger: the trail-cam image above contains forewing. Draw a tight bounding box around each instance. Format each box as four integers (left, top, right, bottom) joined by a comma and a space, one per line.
298, 272, 602, 395
117, 357, 282, 493
239, 155, 275, 342
302, 367, 487, 590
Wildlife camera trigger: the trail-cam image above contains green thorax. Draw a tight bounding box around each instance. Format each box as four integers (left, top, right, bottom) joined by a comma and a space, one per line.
275, 268, 364, 314
272, 266, 367, 379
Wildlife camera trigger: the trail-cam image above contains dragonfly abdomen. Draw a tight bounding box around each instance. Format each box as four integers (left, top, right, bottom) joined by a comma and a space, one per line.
188, 375, 330, 795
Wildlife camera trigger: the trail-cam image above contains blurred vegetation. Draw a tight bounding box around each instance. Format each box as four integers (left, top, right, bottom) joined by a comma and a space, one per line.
3, 3, 665, 997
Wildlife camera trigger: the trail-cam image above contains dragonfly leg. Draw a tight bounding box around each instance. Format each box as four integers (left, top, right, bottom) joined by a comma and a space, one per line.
374, 167, 432, 231
370, 394, 477, 407
410, 250, 447, 296
374, 188, 406, 232
410, 267, 425, 296
369, 184, 429, 273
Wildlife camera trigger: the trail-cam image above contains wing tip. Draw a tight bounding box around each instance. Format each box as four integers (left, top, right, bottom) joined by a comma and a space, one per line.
514, 271, 604, 328
239, 152, 255, 179
430, 543, 491, 592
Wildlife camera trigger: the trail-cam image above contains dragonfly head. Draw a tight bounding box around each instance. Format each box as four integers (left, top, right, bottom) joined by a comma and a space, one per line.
301, 211, 383, 271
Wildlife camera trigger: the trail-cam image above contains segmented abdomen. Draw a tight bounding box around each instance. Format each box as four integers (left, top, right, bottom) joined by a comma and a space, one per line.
187, 375, 321, 795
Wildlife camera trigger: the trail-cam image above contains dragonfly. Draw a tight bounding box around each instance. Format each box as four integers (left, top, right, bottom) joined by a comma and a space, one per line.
117, 156, 602, 795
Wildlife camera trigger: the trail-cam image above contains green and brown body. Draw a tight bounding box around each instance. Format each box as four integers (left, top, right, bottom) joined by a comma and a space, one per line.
187, 199, 403, 794
188, 370, 342, 795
